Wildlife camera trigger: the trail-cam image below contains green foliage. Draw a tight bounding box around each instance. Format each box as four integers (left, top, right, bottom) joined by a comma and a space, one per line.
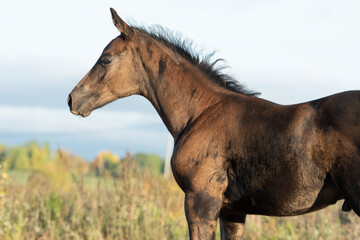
93, 151, 121, 178
8, 147, 30, 170
92, 152, 165, 178
133, 153, 164, 176
46, 191, 65, 223
0, 144, 7, 165
4, 141, 51, 171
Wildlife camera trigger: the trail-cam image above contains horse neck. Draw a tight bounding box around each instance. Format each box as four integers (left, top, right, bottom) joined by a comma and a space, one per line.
138, 44, 224, 138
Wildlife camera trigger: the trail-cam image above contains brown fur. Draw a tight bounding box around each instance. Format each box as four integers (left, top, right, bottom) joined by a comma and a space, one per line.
68, 9, 360, 239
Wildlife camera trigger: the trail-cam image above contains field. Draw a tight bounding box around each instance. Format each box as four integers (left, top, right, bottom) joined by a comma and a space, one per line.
0, 144, 359, 239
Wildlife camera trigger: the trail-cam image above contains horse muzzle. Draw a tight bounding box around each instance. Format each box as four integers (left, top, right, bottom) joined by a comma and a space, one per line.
68, 93, 92, 117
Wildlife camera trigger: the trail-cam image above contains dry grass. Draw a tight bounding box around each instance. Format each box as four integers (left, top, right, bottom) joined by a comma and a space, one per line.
0, 160, 188, 240
0, 157, 359, 239
244, 204, 359, 240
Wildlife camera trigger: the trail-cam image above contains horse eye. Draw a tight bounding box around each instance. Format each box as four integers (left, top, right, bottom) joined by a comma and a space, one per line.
101, 58, 112, 65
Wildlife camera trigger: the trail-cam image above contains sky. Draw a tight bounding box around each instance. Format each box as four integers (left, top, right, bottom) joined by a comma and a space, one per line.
0, 0, 359, 160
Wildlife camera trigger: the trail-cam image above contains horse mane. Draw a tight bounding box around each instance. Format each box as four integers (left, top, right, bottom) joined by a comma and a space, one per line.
132, 25, 260, 97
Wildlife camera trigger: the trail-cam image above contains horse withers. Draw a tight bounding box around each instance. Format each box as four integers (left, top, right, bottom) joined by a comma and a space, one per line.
68, 8, 360, 240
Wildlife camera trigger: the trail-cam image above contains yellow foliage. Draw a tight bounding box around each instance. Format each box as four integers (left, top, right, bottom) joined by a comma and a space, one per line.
93, 151, 120, 173
36, 161, 72, 192
1, 173, 8, 181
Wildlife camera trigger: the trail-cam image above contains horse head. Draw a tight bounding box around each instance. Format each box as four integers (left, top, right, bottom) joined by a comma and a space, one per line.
68, 9, 145, 117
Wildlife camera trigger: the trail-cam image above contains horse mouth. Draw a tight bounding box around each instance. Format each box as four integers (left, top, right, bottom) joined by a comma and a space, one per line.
70, 109, 92, 118
80, 111, 92, 117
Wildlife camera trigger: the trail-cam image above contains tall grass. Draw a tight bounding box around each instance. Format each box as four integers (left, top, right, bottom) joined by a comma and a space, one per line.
0, 155, 188, 240
0, 152, 359, 239
243, 205, 359, 240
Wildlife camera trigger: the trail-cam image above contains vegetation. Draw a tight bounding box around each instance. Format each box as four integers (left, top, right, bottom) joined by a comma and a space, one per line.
0, 142, 359, 239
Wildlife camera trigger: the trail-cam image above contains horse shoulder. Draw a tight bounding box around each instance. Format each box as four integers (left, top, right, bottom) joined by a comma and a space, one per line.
171, 109, 230, 193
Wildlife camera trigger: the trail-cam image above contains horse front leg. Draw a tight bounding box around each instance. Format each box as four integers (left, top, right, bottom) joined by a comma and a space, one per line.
185, 191, 222, 240
184, 168, 228, 240
219, 213, 246, 240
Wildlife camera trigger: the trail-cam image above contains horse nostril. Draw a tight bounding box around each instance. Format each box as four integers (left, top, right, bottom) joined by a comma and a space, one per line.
68, 94, 72, 110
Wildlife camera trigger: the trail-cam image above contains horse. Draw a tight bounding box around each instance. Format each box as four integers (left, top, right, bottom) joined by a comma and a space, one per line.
68, 8, 360, 240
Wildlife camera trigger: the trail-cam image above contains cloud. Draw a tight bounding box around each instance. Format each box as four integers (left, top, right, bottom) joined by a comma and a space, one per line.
0, 105, 169, 159
0, 105, 163, 134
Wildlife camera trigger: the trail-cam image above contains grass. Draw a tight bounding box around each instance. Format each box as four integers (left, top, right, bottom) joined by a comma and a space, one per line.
1, 162, 189, 240
243, 205, 359, 240
1, 162, 360, 239
6, 170, 33, 185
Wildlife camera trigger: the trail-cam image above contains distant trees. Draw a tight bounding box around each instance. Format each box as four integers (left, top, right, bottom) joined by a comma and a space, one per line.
92, 151, 165, 177
133, 153, 165, 176
4, 141, 51, 170
0, 144, 7, 165
92, 151, 121, 177
1, 142, 165, 178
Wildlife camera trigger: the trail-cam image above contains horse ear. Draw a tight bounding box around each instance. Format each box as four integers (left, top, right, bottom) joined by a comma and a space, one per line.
110, 8, 133, 37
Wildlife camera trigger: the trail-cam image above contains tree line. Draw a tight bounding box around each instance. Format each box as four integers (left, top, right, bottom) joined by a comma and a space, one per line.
0, 141, 165, 177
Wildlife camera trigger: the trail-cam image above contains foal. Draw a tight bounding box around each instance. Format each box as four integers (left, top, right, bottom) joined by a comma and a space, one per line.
69, 9, 360, 239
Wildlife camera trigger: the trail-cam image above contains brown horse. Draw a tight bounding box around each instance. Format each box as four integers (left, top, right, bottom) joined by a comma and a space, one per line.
68, 8, 360, 239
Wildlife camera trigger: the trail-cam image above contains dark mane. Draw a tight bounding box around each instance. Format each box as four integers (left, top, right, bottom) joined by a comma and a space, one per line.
132, 25, 260, 96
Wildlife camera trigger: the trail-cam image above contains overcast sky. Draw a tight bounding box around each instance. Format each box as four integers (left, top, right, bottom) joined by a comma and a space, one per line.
0, 0, 359, 160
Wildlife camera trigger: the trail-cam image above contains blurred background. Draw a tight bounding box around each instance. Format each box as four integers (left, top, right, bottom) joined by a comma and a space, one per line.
1, 0, 359, 160
1, 1, 360, 239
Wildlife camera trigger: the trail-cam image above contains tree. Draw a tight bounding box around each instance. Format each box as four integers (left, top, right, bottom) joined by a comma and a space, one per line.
93, 151, 120, 177
133, 153, 164, 176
